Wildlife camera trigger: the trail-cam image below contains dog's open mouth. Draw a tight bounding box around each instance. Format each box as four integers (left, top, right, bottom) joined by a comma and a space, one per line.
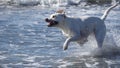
45, 18, 58, 27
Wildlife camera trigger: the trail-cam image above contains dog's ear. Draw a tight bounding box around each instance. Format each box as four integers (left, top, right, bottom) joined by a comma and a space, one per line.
56, 10, 66, 18
56, 9, 64, 13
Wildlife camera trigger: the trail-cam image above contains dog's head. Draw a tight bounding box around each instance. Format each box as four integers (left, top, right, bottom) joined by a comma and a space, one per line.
45, 10, 66, 27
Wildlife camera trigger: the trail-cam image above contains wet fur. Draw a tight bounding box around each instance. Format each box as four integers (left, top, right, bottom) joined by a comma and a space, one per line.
45, 3, 119, 50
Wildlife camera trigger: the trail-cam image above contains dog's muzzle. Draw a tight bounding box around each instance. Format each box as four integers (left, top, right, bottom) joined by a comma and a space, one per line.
45, 18, 58, 27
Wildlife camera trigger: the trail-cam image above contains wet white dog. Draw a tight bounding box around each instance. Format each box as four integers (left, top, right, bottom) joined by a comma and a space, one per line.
45, 3, 118, 50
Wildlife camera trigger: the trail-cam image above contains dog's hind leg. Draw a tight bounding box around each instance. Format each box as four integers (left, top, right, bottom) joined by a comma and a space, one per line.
94, 27, 106, 48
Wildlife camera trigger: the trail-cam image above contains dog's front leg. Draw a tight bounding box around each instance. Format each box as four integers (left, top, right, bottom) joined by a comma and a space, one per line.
63, 35, 80, 50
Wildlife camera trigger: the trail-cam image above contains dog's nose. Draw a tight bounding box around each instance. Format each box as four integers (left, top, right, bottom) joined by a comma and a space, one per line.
45, 18, 49, 22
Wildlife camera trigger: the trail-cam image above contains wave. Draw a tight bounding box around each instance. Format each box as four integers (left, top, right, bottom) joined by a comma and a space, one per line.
0, 0, 41, 6
0, 0, 65, 7
0, 0, 116, 9
0, 0, 116, 8
0, 0, 91, 7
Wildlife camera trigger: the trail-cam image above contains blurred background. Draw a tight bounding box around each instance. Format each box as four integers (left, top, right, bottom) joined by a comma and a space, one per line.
0, 0, 119, 7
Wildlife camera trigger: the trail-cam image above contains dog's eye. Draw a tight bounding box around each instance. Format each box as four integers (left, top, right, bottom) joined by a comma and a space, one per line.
52, 16, 56, 18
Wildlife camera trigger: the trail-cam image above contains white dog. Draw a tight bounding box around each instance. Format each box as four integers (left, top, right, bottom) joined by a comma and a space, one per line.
45, 3, 119, 50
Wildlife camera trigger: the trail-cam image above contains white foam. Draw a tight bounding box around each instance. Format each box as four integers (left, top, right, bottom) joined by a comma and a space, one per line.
91, 43, 120, 57
0, 0, 81, 7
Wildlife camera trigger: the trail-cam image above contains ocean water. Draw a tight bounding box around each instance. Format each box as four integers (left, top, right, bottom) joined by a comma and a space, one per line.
0, 2, 120, 68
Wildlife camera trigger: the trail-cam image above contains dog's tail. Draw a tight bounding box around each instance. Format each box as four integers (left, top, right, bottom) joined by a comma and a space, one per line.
101, 2, 119, 21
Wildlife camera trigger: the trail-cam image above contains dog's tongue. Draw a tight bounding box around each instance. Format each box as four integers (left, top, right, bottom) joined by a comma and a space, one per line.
45, 18, 55, 27
47, 22, 51, 25
47, 21, 54, 26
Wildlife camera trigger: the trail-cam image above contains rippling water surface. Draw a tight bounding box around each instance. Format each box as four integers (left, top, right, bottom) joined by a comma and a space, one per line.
0, 5, 120, 68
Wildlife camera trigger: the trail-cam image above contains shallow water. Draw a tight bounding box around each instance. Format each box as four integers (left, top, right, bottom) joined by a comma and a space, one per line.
0, 5, 120, 68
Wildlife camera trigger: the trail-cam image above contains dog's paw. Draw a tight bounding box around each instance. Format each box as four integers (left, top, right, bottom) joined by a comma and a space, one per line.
63, 45, 68, 50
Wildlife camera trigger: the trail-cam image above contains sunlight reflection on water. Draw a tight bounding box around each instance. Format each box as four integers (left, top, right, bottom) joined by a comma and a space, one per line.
0, 5, 120, 68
